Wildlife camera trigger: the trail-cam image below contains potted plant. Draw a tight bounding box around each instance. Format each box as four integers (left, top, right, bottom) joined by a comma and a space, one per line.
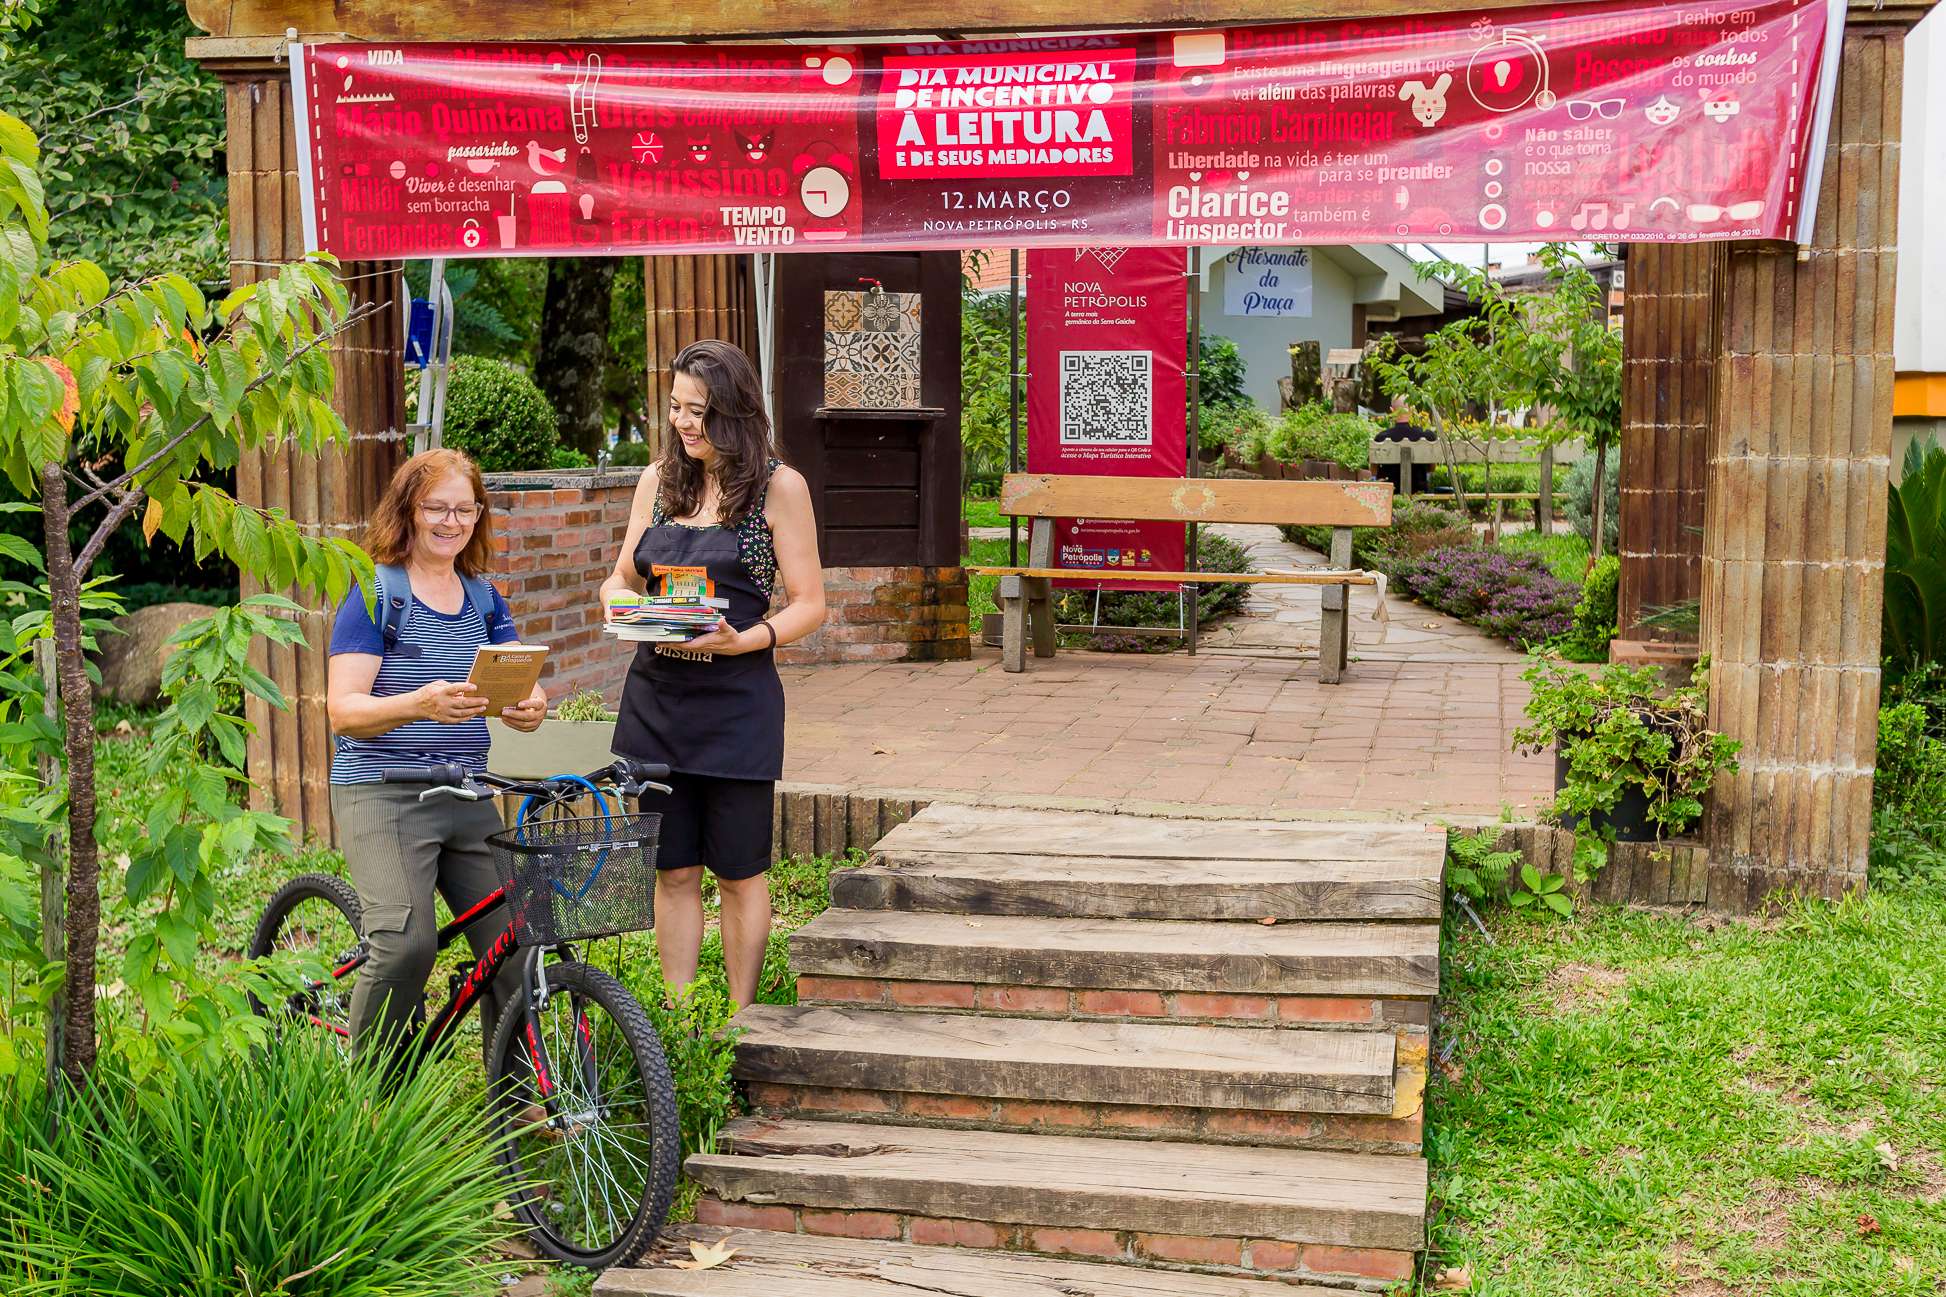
1513, 655, 1739, 871
486, 686, 620, 778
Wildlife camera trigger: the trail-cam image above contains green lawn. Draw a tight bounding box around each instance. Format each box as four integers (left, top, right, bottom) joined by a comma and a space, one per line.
964, 536, 1009, 627
1429, 880, 1946, 1295
963, 496, 1007, 530
1496, 530, 1593, 584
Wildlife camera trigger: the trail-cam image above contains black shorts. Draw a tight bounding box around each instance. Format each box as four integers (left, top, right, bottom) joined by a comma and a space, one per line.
640, 772, 774, 881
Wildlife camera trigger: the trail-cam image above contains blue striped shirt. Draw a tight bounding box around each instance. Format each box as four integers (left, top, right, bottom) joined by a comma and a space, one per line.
327, 580, 519, 784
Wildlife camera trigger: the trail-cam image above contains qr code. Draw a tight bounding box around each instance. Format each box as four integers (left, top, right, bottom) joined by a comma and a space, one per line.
1060, 351, 1152, 446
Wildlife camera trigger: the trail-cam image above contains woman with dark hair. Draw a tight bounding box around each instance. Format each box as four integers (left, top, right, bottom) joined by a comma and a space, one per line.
325, 448, 546, 1058
600, 339, 824, 1008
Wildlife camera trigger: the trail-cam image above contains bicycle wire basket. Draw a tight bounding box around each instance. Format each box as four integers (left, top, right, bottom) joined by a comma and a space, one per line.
487, 812, 660, 945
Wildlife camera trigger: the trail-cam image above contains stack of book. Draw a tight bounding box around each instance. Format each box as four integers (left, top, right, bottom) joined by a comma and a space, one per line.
603, 593, 728, 643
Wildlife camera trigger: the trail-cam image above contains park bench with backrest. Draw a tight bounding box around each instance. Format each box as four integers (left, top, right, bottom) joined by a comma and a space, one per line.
1368, 435, 1585, 529
973, 473, 1392, 684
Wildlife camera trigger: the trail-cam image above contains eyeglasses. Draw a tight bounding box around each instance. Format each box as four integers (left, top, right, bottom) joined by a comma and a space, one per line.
1566, 98, 1624, 121
419, 502, 483, 523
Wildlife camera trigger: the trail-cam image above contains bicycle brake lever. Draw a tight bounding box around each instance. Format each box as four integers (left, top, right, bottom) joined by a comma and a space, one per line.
416, 783, 487, 802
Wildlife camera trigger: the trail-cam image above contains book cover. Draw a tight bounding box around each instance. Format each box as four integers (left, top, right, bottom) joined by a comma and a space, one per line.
468, 643, 548, 712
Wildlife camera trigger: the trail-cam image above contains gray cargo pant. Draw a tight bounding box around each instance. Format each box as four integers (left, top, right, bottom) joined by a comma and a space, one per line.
329, 782, 528, 1065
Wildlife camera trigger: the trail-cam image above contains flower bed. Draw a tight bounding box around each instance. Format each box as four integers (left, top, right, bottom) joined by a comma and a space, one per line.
1396, 546, 1578, 647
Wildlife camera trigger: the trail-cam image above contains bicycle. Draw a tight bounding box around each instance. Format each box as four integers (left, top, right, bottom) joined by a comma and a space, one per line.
248, 757, 681, 1270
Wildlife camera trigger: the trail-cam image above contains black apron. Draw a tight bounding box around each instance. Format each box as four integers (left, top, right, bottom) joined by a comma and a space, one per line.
612, 518, 785, 781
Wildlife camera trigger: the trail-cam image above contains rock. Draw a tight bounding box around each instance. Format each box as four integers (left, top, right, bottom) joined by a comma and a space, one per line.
96, 602, 219, 705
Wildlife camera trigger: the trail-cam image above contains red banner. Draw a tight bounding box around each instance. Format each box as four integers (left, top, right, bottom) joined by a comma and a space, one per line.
292, 0, 1837, 259
1026, 248, 1187, 591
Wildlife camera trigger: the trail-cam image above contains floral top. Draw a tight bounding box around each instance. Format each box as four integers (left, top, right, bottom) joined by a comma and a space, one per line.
649, 459, 780, 597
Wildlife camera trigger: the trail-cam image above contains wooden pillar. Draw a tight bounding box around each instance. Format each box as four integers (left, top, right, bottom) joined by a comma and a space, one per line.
1617, 244, 1713, 642
195, 41, 407, 846
642, 254, 758, 454
1699, 17, 1913, 910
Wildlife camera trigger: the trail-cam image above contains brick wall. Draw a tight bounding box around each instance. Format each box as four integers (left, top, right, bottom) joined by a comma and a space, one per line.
486, 469, 639, 702
485, 473, 973, 686
779, 566, 971, 666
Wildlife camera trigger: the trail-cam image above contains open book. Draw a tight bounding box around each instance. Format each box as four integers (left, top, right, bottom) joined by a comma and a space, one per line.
468, 643, 549, 713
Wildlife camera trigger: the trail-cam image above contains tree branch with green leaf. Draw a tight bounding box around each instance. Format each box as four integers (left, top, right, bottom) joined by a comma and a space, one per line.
0, 111, 375, 1086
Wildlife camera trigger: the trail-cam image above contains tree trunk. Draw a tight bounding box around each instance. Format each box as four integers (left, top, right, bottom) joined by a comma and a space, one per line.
536, 257, 617, 459
36, 640, 62, 1093
1589, 437, 1610, 563
38, 465, 97, 1086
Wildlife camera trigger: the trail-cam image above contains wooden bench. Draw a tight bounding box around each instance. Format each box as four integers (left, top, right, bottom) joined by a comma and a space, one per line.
971, 473, 1392, 684
1368, 436, 1584, 529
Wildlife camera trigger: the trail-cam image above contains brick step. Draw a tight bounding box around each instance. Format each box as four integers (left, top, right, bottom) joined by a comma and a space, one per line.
599, 1226, 1355, 1296
836, 846, 1443, 922
790, 910, 1440, 1006
731, 1003, 1398, 1116
687, 1118, 1426, 1288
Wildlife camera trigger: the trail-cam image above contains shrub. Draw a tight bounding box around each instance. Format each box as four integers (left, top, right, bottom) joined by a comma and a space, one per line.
1054, 531, 1253, 649
442, 354, 563, 472
608, 439, 654, 467
0, 1034, 515, 1297
1197, 333, 1248, 409
1554, 554, 1619, 663
1884, 437, 1946, 683
1199, 399, 1271, 458
1282, 498, 1474, 575
640, 979, 742, 1164
1398, 546, 1578, 646
1563, 452, 1619, 553
1266, 402, 1378, 470
549, 445, 593, 469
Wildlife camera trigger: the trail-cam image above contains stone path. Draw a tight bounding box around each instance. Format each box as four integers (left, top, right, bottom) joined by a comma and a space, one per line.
1195, 523, 1524, 663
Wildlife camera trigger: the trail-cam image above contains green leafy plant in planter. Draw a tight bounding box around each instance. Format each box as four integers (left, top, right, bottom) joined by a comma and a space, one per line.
554, 686, 617, 723
1512, 656, 1740, 901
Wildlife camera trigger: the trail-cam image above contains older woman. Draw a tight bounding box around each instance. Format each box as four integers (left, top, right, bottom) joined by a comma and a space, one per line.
325, 447, 545, 1059
599, 340, 824, 1009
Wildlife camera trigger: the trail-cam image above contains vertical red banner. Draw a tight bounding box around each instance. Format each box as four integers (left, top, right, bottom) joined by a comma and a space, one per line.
1025, 247, 1187, 590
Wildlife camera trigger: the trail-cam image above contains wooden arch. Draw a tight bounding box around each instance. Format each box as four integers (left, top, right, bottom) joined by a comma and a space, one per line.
186, 0, 1937, 909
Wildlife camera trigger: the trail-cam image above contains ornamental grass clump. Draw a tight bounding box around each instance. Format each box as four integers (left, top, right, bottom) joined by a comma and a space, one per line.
0, 1033, 518, 1297
1398, 546, 1578, 646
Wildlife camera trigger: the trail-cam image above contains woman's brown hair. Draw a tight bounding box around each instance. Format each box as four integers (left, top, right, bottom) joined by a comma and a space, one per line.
364, 448, 497, 576
656, 339, 776, 527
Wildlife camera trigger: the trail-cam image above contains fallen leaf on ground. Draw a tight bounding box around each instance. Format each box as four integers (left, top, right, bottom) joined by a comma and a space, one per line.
1895, 1256, 1915, 1274
1259, 915, 1278, 926
1876, 1141, 1900, 1172
113, 719, 133, 736
871, 744, 893, 755
672, 1239, 739, 1271
1857, 1213, 1881, 1237
1421, 621, 1441, 630
1434, 1263, 1473, 1289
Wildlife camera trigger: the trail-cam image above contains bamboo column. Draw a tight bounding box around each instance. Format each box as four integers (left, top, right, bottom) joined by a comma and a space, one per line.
1699, 18, 1912, 910
642, 254, 758, 454
194, 41, 407, 846
1617, 245, 1712, 642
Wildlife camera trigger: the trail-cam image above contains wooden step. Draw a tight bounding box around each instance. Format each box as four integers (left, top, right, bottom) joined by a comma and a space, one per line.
790, 909, 1440, 1001
879, 803, 1443, 859
835, 850, 1443, 922
598, 1226, 1354, 1296
687, 1118, 1426, 1283
731, 1003, 1397, 1115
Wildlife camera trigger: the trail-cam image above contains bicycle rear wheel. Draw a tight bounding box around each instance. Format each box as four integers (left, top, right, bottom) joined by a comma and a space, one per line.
247, 873, 365, 1039
489, 960, 679, 1269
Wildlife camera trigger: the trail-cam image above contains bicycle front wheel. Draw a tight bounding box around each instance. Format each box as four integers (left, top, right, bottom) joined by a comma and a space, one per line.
489, 960, 679, 1269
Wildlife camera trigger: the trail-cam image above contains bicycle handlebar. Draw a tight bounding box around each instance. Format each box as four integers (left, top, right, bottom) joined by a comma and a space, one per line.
378, 759, 671, 802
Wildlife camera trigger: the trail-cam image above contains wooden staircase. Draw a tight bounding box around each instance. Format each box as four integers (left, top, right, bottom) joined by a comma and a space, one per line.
598, 804, 1445, 1295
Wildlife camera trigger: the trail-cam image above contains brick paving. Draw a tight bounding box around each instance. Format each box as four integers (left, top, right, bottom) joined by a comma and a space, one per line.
782, 521, 1549, 819
783, 650, 1549, 819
